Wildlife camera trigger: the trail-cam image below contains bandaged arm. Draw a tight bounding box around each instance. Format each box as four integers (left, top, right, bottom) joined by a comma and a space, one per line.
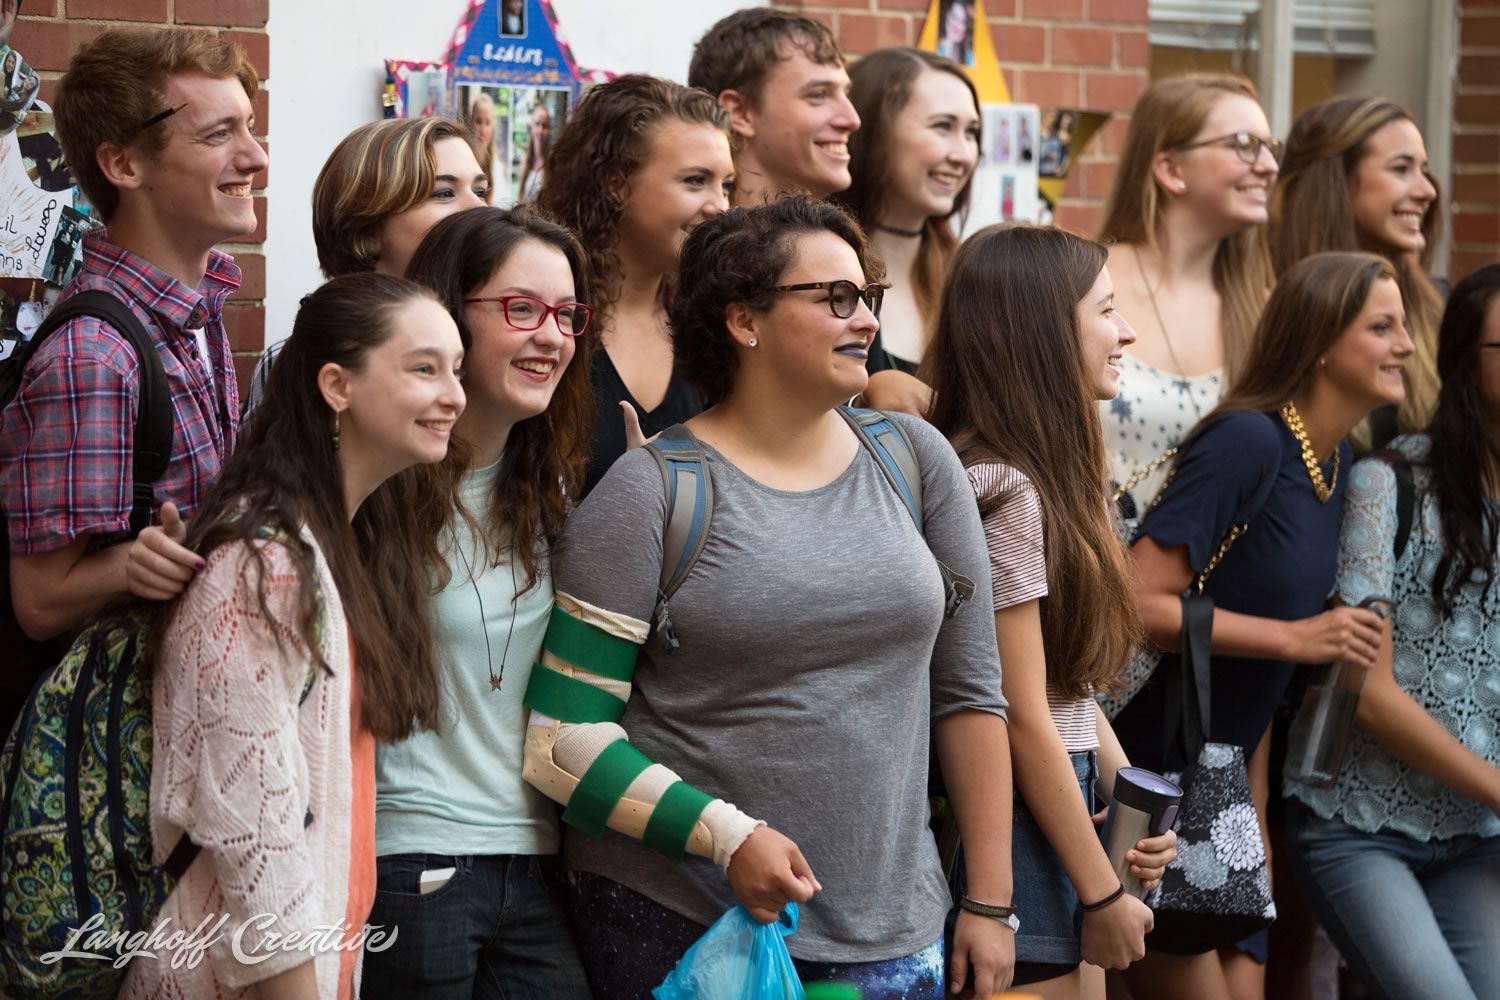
522, 591, 762, 868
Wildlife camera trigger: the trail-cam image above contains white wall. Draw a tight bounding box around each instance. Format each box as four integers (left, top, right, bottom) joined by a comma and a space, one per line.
265, 0, 748, 344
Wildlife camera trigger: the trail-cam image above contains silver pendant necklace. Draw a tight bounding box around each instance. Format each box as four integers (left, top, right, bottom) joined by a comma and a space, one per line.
1133, 244, 1204, 422
454, 539, 518, 692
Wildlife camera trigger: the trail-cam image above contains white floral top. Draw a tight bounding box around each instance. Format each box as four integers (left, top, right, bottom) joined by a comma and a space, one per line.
1286, 434, 1500, 842
1101, 355, 1223, 520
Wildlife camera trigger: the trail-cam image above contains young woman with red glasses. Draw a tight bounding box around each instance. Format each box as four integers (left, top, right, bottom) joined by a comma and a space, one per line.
359, 205, 597, 999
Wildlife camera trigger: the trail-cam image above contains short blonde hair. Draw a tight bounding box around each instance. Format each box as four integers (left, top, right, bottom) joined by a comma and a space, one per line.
311, 116, 474, 277
54, 28, 258, 221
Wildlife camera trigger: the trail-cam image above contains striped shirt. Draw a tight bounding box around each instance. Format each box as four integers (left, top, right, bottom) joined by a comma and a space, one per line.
967, 462, 1098, 752
0, 235, 241, 554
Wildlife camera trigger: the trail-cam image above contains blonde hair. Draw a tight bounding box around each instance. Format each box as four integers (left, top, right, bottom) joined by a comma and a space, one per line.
1271, 96, 1443, 441
311, 116, 476, 277
55, 28, 259, 221
1098, 74, 1274, 386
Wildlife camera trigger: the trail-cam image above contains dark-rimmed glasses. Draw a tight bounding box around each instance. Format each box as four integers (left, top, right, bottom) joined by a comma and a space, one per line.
773, 280, 885, 320
1171, 131, 1282, 166
463, 295, 593, 336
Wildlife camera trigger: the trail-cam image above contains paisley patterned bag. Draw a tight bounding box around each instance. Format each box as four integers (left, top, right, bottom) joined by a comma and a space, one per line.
1146, 594, 1276, 954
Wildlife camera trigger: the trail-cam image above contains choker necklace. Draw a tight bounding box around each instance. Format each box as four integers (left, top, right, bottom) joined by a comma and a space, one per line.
454, 538, 519, 691
875, 223, 924, 238
1280, 401, 1338, 504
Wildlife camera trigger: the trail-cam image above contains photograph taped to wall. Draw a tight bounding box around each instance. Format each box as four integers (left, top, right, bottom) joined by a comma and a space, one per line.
1016, 107, 1035, 164
406, 68, 450, 118
936, 0, 977, 67
499, 0, 525, 36
509, 85, 567, 203
984, 106, 1012, 166
457, 83, 514, 206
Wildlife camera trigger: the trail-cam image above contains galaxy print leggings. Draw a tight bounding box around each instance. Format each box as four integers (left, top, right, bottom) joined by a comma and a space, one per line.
567, 871, 946, 1000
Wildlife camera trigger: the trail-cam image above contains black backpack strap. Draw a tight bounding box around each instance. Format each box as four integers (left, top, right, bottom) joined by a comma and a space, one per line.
17, 291, 174, 534
1392, 458, 1416, 562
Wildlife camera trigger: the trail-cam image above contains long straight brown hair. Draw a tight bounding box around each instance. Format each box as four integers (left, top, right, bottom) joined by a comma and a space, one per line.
1097, 74, 1274, 387
1271, 97, 1443, 442
840, 47, 980, 317
149, 274, 451, 741
926, 225, 1142, 699
1175, 251, 1397, 460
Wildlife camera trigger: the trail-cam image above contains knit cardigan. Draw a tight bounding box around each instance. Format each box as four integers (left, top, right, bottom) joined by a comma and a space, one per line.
120, 526, 356, 999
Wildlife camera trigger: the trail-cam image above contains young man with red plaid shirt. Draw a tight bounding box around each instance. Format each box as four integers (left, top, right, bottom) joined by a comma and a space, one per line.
0, 27, 267, 642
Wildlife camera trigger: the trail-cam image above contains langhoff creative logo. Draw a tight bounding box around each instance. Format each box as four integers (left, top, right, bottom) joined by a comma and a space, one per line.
39, 914, 399, 970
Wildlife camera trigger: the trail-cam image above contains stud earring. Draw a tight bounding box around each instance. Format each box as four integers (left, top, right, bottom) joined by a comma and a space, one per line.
1178, 182, 1187, 193
332, 409, 341, 451
748, 337, 758, 348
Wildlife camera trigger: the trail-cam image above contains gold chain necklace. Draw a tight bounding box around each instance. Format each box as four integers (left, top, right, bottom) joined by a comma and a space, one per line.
1280, 401, 1338, 504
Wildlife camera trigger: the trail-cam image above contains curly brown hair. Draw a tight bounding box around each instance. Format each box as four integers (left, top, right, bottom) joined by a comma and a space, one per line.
687, 8, 843, 105
537, 75, 729, 323
405, 206, 594, 590
670, 194, 883, 404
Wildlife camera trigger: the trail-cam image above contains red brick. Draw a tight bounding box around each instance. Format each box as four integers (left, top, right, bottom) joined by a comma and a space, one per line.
1052, 26, 1112, 66
1462, 12, 1500, 47
875, 0, 929, 9
1055, 200, 1102, 236
1016, 68, 1080, 108
68, 0, 168, 20
1083, 159, 1118, 199
1459, 54, 1500, 86
793, 0, 870, 7
1021, 0, 1081, 18
222, 303, 265, 353
992, 23, 1045, 64
12, 18, 107, 73
252, 140, 269, 190
1086, 70, 1147, 111
983, 0, 1016, 14
1002, 67, 1016, 96
220, 30, 268, 79
1458, 92, 1500, 128
230, 252, 265, 300
1455, 131, 1500, 162
1453, 210, 1500, 243
38, 75, 60, 106
1451, 249, 1500, 282
838, 13, 909, 54
1063, 166, 1085, 198
802, 10, 835, 32
232, 354, 259, 399
1088, 0, 1148, 23
176, 0, 269, 27
1453, 170, 1500, 205
250, 89, 269, 137
1118, 30, 1151, 68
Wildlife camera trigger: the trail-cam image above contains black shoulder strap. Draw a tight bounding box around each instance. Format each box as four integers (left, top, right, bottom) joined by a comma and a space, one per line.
11, 291, 174, 535
1392, 459, 1416, 562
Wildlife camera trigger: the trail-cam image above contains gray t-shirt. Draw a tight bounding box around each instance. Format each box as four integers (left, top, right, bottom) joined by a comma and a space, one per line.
556, 411, 1006, 963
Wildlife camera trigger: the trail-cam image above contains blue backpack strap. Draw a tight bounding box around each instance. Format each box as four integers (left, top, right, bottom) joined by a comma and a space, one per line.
644, 425, 714, 650
840, 406, 975, 618
840, 406, 923, 532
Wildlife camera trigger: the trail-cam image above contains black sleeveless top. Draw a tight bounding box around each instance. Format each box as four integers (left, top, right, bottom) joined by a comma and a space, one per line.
585, 348, 706, 497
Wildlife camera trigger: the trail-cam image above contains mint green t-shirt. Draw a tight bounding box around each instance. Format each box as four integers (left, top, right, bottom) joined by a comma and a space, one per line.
374, 459, 560, 857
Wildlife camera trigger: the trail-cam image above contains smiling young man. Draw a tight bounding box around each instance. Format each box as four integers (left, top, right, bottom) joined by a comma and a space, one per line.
0, 29, 265, 661
689, 9, 859, 208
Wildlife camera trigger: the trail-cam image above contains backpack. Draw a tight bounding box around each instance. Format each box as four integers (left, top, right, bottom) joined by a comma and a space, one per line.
0, 291, 174, 739
0, 541, 320, 1000
643, 406, 976, 649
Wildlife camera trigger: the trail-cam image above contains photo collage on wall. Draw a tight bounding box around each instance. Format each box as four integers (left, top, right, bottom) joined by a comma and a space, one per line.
385, 0, 613, 206
981, 103, 1039, 222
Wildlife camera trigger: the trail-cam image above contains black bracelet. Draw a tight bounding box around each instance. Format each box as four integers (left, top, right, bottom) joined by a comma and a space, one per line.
1081, 884, 1126, 912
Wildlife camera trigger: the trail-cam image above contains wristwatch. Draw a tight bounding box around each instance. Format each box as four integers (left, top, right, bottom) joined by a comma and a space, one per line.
957, 895, 1020, 933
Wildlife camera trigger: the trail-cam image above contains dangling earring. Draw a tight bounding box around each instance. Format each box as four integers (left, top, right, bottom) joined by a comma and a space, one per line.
332, 409, 341, 451
748, 337, 758, 348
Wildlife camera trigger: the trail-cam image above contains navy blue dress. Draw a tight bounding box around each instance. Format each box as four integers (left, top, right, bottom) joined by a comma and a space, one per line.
1113, 410, 1351, 772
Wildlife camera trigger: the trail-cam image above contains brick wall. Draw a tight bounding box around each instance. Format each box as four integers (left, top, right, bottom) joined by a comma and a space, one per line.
772, 0, 1151, 236
12, 0, 269, 394
1452, 0, 1500, 281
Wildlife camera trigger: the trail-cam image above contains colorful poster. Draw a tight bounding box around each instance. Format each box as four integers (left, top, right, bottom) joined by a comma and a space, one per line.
1, 106, 92, 286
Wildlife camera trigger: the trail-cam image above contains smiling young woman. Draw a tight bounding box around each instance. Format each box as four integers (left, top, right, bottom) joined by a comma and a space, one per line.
537, 75, 734, 495
1272, 96, 1445, 450
840, 47, 981, 376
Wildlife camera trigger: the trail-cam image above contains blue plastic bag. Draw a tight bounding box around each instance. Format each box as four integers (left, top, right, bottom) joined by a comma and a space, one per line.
653, 903, 807, 1000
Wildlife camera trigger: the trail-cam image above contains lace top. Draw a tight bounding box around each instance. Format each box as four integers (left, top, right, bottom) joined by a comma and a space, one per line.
1287, 434, 1500, 842
1101, 355, 1222, 519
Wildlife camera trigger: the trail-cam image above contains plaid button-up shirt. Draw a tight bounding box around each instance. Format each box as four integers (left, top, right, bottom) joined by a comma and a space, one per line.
0, 235, 241, 555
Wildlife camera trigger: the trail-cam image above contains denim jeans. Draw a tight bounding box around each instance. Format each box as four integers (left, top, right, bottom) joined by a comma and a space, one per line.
1287, 799, 1500, 1000
360, 854, 592, 1000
